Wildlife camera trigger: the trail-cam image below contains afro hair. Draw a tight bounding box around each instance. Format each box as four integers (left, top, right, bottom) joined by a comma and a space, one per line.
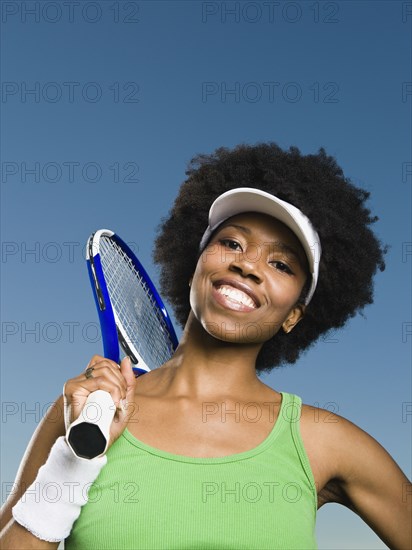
154, 143, 387, 374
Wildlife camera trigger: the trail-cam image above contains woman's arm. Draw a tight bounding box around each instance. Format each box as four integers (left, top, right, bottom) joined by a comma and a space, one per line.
1, 355, 136, 548
1, 520, 59, 550
321, 409, 411, 549
0, 394, 65, 548
0, 394, 66, 529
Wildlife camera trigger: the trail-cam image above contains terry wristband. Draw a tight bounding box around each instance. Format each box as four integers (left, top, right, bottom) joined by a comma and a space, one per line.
12, 436, 107, 542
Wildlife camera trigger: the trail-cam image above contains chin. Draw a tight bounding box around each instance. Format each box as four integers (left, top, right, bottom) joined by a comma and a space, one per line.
201, 318, 271, 346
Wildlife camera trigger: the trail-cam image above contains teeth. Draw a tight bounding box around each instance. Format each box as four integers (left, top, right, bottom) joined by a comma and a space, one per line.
216, 285, 256, 308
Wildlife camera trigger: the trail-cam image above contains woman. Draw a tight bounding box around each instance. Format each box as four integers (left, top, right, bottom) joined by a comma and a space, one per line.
1, 143, 410, 549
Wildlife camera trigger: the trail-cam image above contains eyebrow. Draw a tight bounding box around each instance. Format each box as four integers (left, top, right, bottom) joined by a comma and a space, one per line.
222, 223, 304, 265
224, 223, 252, 234
271, 243, 302, 264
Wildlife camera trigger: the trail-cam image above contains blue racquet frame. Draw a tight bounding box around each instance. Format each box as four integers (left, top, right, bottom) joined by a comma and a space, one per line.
87, 229, 179, 376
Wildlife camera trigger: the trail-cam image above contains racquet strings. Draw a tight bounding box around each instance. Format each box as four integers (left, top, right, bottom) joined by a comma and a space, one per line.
99, 236, 175, 371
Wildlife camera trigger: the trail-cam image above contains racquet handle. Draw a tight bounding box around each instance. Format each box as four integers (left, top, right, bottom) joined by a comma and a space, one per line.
66, 390, 116, 459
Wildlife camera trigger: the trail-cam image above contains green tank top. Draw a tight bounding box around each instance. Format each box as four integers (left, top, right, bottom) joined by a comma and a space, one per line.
65, 392, 317, 549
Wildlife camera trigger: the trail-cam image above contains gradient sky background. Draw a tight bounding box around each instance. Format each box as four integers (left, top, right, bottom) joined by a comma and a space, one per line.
1, 1, 411, 548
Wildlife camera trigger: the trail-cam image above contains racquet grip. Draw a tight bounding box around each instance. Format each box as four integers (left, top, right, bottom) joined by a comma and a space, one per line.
66, 390, 116, 459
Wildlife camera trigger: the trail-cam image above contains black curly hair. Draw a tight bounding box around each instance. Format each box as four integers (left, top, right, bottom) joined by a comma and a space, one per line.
154, 143, 387, 374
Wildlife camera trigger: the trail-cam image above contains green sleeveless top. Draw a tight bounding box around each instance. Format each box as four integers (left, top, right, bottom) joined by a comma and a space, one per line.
65, 392, 317, 549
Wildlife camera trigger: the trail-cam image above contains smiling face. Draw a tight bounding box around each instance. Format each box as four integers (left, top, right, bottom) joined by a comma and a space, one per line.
189, 212, 309, 345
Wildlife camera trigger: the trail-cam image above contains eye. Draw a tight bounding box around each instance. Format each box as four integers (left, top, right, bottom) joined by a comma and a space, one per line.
219, 238, 242, 251
270, 260, 294, 275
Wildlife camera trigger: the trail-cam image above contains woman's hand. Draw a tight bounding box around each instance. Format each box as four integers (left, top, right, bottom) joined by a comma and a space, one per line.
63, 355, 137, 450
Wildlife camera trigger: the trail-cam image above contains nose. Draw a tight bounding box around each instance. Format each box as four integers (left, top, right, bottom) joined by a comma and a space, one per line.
228, 248, 263, 283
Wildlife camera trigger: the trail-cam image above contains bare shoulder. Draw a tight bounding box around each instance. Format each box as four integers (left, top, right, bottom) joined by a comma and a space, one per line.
299, 402, 407, 483
299, 403, 411, 549
300, 402, 402, 474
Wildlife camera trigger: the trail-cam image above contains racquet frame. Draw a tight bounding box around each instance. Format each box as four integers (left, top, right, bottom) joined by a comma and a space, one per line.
87, 229, 178, 376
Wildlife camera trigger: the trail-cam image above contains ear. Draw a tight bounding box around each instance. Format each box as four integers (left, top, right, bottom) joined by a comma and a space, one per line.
282, 304, 306, 334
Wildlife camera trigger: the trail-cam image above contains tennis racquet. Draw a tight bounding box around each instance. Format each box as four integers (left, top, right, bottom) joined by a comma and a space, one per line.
66, 229, 178, 459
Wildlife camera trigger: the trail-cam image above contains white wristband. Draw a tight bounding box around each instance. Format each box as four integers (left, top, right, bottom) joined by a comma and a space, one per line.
12, 436, 107, 542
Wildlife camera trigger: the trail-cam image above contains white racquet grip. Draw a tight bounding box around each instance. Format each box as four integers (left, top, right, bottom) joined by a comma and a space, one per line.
66, 390, 116, 459
12, 436, 107, 542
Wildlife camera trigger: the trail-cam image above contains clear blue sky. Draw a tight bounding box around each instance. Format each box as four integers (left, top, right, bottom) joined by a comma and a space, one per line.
1, 1, 411, 548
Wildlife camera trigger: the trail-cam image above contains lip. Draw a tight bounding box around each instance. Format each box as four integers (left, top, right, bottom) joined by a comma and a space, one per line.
212, 278, 261, 308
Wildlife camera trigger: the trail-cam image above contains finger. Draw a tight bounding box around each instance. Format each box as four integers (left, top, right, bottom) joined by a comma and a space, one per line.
120, 356, 137, 395
65, 376, 126, 423
86, 354, 114, 369
87, 358, 128, 393
114, 357, 137, 420
72, 362, 127, 395
86, 355, 121, 379
89, 364, 128, 395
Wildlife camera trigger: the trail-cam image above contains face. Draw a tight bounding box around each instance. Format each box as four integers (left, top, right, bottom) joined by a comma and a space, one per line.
189, 212, 309, 345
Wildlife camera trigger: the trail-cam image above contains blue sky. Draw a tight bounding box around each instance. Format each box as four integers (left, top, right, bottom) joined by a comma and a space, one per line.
1, 1, 411, 548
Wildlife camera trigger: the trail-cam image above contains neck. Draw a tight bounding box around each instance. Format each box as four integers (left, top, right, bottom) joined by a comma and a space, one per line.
160, 312, 265, 399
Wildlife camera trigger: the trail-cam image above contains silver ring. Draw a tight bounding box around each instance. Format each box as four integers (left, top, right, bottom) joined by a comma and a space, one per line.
85, 367, 95, 379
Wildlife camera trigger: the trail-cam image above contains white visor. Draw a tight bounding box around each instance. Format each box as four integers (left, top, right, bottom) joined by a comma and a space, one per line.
199, 187, 321, 305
